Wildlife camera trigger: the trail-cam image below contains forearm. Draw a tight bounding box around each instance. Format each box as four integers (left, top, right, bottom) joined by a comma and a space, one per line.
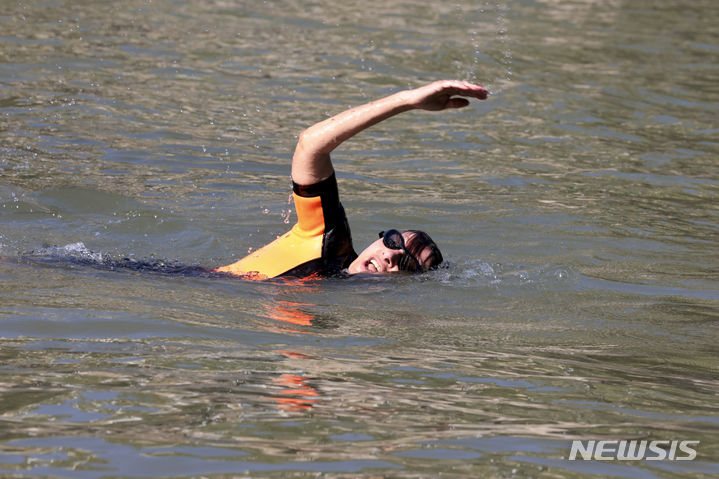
291, 90, 416, 185
299, 90, 415, 155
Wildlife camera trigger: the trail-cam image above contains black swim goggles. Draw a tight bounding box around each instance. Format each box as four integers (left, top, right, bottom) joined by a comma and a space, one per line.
378, 229, 423, 273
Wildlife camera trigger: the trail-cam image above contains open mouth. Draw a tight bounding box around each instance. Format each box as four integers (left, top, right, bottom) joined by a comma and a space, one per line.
369, 259, 381, 272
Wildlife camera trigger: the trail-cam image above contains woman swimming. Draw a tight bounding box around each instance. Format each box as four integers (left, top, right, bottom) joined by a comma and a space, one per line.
214, 80, 489, 279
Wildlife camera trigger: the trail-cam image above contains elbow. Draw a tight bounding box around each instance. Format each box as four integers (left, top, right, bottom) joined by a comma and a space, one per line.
295, 127, 330, 155
294, 129, 312, 158
296, 129, 311, 149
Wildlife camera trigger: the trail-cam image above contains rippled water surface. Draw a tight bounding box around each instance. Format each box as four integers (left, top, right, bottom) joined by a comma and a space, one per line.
1, 0, 718, 477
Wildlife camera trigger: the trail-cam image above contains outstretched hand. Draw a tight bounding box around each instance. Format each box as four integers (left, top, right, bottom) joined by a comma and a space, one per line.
405, 80, 489, 111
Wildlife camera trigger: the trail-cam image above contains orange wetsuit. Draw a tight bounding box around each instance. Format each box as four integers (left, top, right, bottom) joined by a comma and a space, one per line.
214, 173, 357, 279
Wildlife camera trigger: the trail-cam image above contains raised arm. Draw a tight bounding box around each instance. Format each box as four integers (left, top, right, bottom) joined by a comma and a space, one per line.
291, 80, 489, 185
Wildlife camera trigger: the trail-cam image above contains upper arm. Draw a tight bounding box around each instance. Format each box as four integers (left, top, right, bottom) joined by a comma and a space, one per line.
291, 130, 335, 186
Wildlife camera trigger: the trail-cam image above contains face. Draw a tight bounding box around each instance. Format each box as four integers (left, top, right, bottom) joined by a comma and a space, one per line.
347, 231, 433, 274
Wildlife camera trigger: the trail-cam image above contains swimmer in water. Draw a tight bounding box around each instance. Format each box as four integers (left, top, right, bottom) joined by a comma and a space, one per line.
215, 80, 489, 279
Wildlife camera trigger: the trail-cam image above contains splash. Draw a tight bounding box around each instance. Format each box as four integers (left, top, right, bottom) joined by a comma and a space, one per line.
23, 242, 221, 278
495, 2, 512, 85
465, 2, 512, 92
30, 242, 104, 263
433, 259, 572, 289
282, 192, 293, 224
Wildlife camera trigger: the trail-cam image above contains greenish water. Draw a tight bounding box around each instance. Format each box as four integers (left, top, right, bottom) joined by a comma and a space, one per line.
1, 0, 718, 477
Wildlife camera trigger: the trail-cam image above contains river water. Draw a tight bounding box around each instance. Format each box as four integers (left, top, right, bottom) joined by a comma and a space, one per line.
1, 1, 718, 477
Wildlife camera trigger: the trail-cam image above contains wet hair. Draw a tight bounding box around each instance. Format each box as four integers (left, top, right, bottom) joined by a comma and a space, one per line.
402, 230, 443, 271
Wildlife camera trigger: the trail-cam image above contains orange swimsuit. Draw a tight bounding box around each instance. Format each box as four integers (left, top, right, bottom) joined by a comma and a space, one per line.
214, 173, 357, 279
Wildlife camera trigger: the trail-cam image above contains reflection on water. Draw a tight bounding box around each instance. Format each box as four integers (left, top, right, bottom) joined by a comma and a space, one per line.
2, 0, 719, 477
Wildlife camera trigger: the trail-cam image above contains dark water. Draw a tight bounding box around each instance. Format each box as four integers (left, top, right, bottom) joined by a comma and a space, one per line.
1, 0, 718, 477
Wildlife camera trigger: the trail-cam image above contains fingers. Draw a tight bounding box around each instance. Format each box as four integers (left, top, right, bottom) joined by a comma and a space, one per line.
452, 81, 489, 99
409, 80, 488, 111
435, 80, 489, 100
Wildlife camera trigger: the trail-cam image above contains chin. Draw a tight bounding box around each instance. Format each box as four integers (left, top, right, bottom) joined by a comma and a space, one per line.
347, 259, 362, 275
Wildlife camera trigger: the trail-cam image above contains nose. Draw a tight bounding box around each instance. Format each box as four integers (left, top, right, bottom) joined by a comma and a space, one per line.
381, 247, 403, 271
